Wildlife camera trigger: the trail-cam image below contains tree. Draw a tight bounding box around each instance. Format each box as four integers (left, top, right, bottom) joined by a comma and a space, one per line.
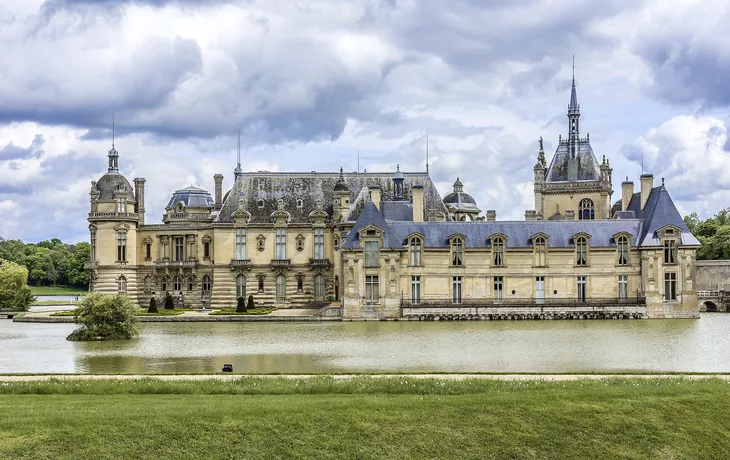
236, 296, 246, 313
0, 259, 34, 311
148, 297, 158, 313
247, 295, 255, 311
164, 293, 174, 310
66, 293, 138, 341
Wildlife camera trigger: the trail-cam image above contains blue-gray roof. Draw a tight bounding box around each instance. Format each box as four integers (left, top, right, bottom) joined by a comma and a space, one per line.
623, 185, 700, 246
546, 139, 601, 182
166, 186, 214, 209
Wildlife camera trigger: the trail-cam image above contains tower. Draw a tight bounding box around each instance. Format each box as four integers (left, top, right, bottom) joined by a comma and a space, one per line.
393, 164, 405, 200
332, 167, 351, 223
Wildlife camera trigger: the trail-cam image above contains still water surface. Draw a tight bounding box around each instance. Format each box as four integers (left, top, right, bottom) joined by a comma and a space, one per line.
1, 315, 730, 374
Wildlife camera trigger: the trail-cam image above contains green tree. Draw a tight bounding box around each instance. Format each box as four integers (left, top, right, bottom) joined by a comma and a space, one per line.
0, 259, 34, 311
67, 293, 138, 341
236, 296, 246, 313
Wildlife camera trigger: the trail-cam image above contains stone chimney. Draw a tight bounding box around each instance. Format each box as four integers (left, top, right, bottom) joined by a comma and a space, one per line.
486, 210, 496, 221
369, 186, 381, 210
214, 174, 223, 211
525, 210, 539, 221
621, 178, 634, 212
411, 185, 424, 222
565, 209, 575, 220
640, 174, 654, 210
133, 178, 146, 225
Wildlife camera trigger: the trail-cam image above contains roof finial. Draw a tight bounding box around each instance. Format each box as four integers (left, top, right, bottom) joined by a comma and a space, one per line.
572, 54, 575, 81
112, 112, 115, 149
397, 163, 400, 171
662, 177, 665, 187
426, 131, 429, 174
237, 130, 241, 168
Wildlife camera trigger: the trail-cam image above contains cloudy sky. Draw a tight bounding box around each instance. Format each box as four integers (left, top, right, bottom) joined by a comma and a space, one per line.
1, 0, 729, 243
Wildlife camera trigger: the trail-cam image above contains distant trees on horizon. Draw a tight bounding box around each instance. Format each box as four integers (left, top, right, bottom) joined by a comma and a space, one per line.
684, 209, 730, 260
0, 237, 89, 288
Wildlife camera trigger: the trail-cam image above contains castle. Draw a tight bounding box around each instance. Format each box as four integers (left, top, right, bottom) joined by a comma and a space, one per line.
86, 72, 700, 319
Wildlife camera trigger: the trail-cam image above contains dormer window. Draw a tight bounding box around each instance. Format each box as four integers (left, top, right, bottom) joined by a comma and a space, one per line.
617, 235, 629, 266
451, 237, 464, 266
575, 236, 588, 266
492, 236, 505, 267
116, 197, 126, 213
533, 236, 547, 267
664, 240, 677, 265
409, 236, 422, 266
364, 241, 379, 267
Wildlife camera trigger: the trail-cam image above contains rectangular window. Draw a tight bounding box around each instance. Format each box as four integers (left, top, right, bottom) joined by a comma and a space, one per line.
203, 241, 210, 259
364, 241, 379, 267
117, 197, 126, 213
452, 276, 462, 304
664, 272, 677, 301
145, 243, 151, 260
577, 276, 587, 303
90, 232, 96, 262
174, 237, 184, 262
410, 238, 422, 266
493, 276, 503, 304
275, 228, 286, 259
617, 237, 629, 266
411, 276, 421, 305
619, 275, 628, 301
235, 228, 247, 260
664, 240, 677, 265
576, 238, 588, 266
536, 276, 545, 304
314, 228, 325, 259
451, 239, 463, 266
365, 275, 379, 303
492, 238, 504, 266
116, 232, 126, 262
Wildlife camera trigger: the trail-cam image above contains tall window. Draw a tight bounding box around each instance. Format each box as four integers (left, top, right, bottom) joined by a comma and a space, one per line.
314, 274, 325, 300
202, 274, 211, 293
188, 277, 193, 291
365, 275, 379, 303
452, 276, 462, 304
451, 238, 463, 266
117, 275, 126, 294
145, 242, 151, 260
409, 237, 422, 266
161, 277, 167, 292
90, 231, 96, 262
575, 237, 588, 266
313, 228, 325, 259
364, 241, 379, 267
297, 275, 304, 292
411, 276, 421, 304
174, 237, 184, 261
236, 274, 246, 298
117, 232, 127, 262
579, 198, 595, 220
235, 228, 246, 260
173, 275, 182, 291
535, 276, 545, 304
577, 276, 587, 303
492, 237, 504, 266
276, 274, 286, 300
258, 275, 264, 292
664, 273, 677, 301
618, 275, 628, 301
203, 241, 210, 259
534, 237, 546, 267
117, 197, 126, 213
617, 236, 629, 266
275, 228, 287, 259
494, 277, 504, 304
664, 240, 677, 265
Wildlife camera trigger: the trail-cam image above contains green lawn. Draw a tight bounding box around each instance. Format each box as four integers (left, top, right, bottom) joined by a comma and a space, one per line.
0, 377, 729, 459
136, 309, 185, 316
31, 286, 87, 296
210, 307, 277, 315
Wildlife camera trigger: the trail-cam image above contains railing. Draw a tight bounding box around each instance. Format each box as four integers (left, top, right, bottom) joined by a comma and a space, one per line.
83, 262, 97, 270
155, 260, 197, 268
271, 259, 291, 268
163, 212, 213, 222
230, 259, 252, 268
309, 259, 331, 268
698, 290, 722, 298
401, 296, 646, 309
88, 212, 139, 221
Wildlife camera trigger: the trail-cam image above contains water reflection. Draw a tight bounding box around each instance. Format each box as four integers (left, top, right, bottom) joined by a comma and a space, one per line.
1, 315, 729, 374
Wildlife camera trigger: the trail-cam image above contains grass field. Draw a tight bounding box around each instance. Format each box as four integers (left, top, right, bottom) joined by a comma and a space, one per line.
0, 377, 729, 459
210, 307, 277, 315
31, 286, 87, 296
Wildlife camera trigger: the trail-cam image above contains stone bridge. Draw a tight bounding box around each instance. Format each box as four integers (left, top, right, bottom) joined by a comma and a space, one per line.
697, 290, 730, 312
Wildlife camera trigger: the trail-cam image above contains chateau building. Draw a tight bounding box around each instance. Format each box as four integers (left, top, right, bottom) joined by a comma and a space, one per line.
86, 72, 700, 319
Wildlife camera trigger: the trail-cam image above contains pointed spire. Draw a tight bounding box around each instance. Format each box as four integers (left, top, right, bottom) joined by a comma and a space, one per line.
107, 112, 119, 173
112, 112, 115, 149
234, 130, 242, 175
569, 55, 579, 112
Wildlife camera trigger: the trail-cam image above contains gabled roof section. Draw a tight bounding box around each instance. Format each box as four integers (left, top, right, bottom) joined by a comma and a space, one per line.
625, 185, 701, 246
342, 202, 402, 249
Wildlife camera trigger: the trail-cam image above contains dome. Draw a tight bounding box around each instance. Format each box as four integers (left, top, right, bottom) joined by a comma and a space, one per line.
393, 164, 405, 181
334, 167, 350, 192
95, 172, 135, 201
442, 177, 480, 213
166, 186, 214, 209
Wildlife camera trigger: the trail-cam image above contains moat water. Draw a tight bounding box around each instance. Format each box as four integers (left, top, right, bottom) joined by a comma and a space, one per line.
1, 314, 729, 374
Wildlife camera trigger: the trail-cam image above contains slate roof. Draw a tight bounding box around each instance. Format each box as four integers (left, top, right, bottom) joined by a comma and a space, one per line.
619, 185, 700, 246
215, 171, 447, 224
95, 172, 135, 201
545, 139, 601, 182
166, 186, 214, 209
443, 191, 481, 213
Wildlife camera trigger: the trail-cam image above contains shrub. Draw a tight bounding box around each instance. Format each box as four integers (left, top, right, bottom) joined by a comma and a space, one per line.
66, 293, 138, 341
164, 293, 174, 310
247, 295, 255, 311
148, 297, 158, 313
0, 259, 34, 311
236, 296, 246, 313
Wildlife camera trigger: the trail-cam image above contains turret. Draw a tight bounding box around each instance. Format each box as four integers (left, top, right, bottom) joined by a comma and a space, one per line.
332, 167, 351, 223
392, 164, 405, 200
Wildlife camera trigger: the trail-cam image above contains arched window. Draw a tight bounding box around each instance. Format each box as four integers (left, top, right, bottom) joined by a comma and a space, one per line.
314, 274, 325, 300
117, 275, 127, 294
492, 237, 505, 267
617, 236, 629, 266
276, 274, 286, 300
173, 275, 182, 291
575, 237, 588, 266
409, 236, 422, 266
534, 236, 547, 267
451, 237, 463, 266
579, 199, 595, 220
236, 274, 245, 299
187, 276, 194, 291
202, 274, 212, 293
